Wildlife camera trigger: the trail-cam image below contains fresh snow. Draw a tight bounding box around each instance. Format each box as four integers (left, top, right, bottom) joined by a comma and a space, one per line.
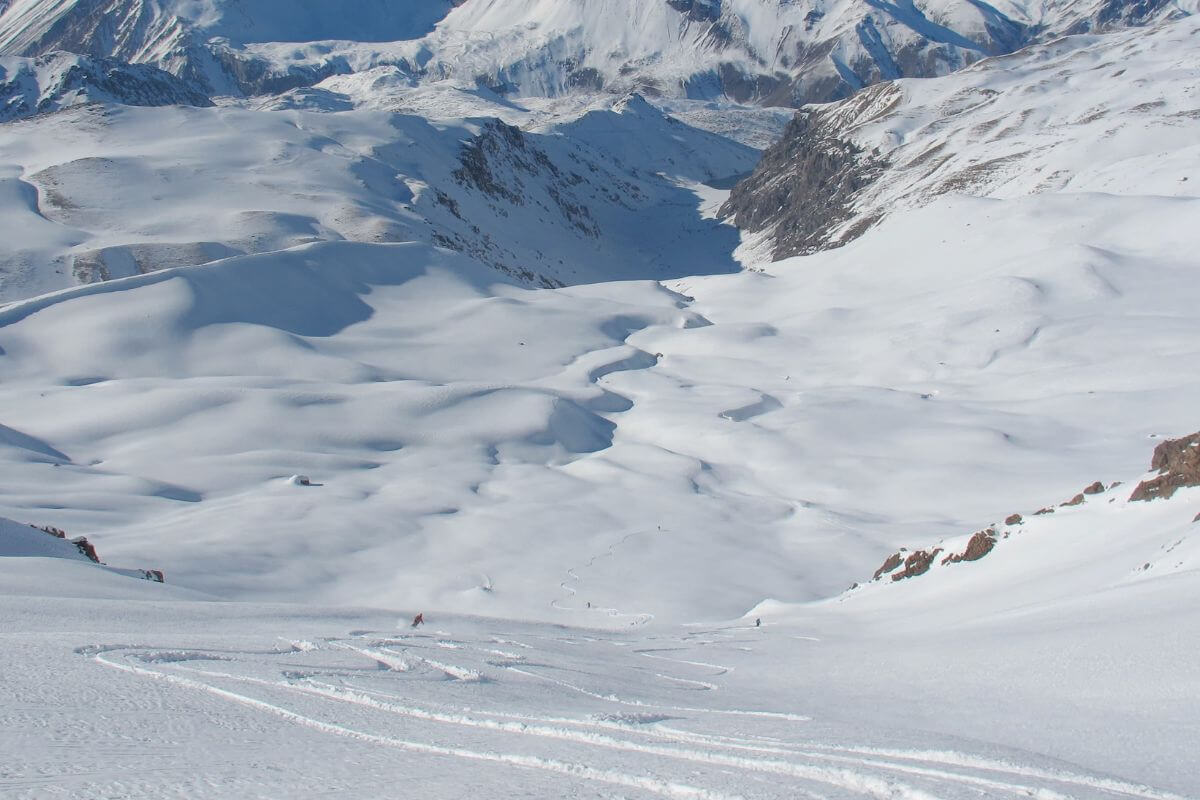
0, 7, 1197, 800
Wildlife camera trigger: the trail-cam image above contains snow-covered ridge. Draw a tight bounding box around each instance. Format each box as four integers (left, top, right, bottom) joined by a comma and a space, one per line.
0, 515, 166, 582
722, 15, 1200, 260
859, 430, 1200, 594
2, 0, 1194, 102
0, 50, 211, 121
0, 92, 755, 301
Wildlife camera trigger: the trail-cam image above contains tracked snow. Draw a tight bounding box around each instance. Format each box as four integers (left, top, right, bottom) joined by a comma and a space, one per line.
0, 6, 1196, 800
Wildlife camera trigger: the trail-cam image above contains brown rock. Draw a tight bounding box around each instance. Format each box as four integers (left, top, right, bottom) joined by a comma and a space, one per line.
140, 569, 165, 583
1130, 431, 1200, 502
891, 548, 942, 581
1004, 513, 1023, 525
1034, 506, 1056, 515
873, 552, 903, 580
1083, 481, 1105, 495
1061, 493, 1085, 507
33, 525, 67, 539
71, 536, 101, 563
942, 530, 997, 565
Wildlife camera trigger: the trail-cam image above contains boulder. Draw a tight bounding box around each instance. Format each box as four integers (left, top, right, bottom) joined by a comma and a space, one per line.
1129, 431, 1200, 502
872, 552, 903, 580
890, 548, 942, 581
942, 530, 997, 565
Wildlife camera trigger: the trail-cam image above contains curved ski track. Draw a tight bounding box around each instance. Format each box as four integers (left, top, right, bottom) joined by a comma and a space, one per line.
83, 627, 1189, 800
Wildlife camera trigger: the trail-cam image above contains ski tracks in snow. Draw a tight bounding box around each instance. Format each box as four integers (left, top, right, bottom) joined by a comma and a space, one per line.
80, 627, 1191, 800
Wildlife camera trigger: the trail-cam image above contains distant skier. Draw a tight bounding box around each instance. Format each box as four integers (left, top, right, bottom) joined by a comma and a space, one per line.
755, 618, 761, 627
411, 613, 425, 628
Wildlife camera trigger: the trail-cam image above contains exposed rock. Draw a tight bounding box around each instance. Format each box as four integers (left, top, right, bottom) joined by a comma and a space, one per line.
0, 51, 212, 123
718, 90, 890, 259
1129, 431, 1200, 502
891, 548, 942, 581
69, 536, 100, 563
1083, 481, 1106, 495
872, 551, 903, 580
1060, 493, 1085, 507
139, 569, 165, 583
33, 524, 98, 562
1034, 506, 1056, 515
1004, 513, 1023, 525
1193, 511, 1200, 523
942, 530, 997, 565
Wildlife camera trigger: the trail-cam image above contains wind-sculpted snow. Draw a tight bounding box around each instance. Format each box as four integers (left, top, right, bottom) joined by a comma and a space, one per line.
0, 93, 754, 300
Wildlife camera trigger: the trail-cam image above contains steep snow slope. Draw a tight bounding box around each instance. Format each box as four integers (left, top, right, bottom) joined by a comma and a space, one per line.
0, 50, 211, 121
2, 0, 1193, 101
0, 0, 458, 94
722, 14, 1200, 259
0, 188, 1196, 619
0, 93, 756, 300
0, 18, 1194, 623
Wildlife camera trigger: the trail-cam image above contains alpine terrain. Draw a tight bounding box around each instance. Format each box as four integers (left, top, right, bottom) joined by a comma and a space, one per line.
0, 1, 1197, 798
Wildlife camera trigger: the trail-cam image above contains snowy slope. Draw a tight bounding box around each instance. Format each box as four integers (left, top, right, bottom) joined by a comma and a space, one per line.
0, 50, 211, 121
1, 0, 1194, 102
722, 14, 1200, 260
0, 93, 757, 300
0, 11, 1196, 800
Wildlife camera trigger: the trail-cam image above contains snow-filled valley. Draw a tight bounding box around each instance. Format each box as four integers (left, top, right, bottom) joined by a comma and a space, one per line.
1, 1, 1198, 798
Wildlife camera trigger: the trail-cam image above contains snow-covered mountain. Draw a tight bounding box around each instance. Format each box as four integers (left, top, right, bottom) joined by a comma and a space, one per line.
1, 5, 1198, 799
0, 50, 211, 121
1, 0, 1193, 102
721, 14, 1200, 260
0, 91, 758, 300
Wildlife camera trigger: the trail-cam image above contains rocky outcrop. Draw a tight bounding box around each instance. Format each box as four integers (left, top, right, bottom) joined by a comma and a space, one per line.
859, 431, 1200, 593
31, 523, 164, 580
890, 548, 942, 581
718, 98, 887, 259
872, 551, 903, 580
0, 51, 212, 122
33, 524, 99, 562
942, 530, 996, 565
1129, 432, 1200, 502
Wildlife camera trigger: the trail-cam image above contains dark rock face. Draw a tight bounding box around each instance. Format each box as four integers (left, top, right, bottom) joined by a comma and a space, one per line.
1129, 431, 1200, 502
718, 98, 887, 260
1060, 493, 1085, 507
666, 0, 722, 23
1004, 513, 1023, 525
942, 530, 996, 564
1083, 480, 1106, 495
0, 52, 212, 122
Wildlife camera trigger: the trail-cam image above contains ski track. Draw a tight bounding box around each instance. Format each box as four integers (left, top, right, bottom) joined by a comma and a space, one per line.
551, 530, 657, 625
81, 636, 1191, 800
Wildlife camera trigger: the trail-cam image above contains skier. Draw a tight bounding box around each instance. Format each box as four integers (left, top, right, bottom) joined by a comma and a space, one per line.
411, 612, 425, 628
755, 618, 761, 627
